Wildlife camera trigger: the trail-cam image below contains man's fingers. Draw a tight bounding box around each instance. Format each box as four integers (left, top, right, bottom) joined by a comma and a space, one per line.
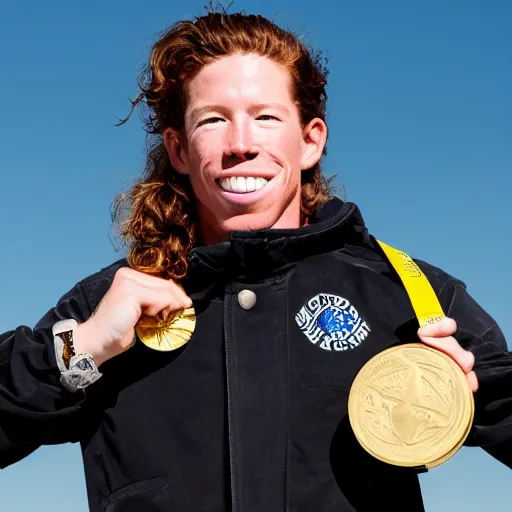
418, 332, 475, 374
418, 318, 478, 391
122, 269, 193, 315
156, 301, 193, 322
417, 317, 457, 338
466, 371, 479, 393
142, 294, 193, 317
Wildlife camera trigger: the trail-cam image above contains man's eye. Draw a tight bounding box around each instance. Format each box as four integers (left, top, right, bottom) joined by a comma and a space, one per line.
256, 115, 279, 121
198, 117, 225, 126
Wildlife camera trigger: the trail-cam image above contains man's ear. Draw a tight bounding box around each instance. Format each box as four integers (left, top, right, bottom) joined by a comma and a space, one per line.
163, 128, 189, 175
300, 118, 328, 171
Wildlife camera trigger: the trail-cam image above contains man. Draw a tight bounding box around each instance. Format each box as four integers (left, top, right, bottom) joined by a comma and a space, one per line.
0, 11, 510, 511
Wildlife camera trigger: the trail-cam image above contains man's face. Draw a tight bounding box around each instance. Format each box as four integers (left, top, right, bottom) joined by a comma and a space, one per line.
164, 53, 326, 243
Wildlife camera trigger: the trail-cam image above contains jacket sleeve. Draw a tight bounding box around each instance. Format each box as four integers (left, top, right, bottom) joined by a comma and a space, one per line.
0, 281, 94, 469
439, 279, 512, 468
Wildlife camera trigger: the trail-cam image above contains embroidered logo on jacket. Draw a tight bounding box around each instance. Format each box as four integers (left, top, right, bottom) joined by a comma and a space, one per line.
295, 293, 371, 351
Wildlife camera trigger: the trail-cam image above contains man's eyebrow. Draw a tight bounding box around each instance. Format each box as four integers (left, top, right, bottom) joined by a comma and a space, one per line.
252, 103, 289, 113
188, 105, 221, 123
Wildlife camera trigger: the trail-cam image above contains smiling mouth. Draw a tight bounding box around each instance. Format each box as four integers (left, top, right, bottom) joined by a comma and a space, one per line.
217, 176, 269, 193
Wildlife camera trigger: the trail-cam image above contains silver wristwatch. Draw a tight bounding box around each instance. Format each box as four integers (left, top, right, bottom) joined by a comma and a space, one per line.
52, 319, 102, 392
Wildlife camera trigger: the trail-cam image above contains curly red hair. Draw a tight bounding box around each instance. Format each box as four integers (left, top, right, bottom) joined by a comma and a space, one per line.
113, 12, 333, 281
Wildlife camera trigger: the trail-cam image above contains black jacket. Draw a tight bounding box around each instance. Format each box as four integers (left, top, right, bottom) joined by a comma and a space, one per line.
1, 198, 511, 511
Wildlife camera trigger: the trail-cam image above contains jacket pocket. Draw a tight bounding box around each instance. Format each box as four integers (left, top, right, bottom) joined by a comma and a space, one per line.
105, 476, 171, 512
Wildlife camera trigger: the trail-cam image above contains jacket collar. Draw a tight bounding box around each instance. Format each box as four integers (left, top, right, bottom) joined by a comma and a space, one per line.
186, 197, 374, 282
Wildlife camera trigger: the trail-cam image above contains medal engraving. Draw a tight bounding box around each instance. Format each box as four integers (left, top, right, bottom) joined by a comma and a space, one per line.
135, 306, 196, 351
348, 343, 474, 468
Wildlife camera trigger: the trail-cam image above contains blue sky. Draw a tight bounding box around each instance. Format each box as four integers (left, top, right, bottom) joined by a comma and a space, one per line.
0, 0, 510, 510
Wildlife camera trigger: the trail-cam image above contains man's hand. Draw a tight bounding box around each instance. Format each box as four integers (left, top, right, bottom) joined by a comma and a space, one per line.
417, 317, 478, 392
73, 267, 193, 366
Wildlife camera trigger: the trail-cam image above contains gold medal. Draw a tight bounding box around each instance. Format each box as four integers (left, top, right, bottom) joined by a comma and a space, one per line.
345, 239, 474, 468
348, 343, 474, 468
135, 306, 196, 351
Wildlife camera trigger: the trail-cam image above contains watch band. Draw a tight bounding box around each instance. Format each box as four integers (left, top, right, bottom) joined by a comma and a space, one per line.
52, 319, 102, 392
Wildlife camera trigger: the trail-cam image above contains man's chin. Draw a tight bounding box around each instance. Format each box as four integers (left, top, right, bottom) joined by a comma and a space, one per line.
222, 212, 279, 234
199, 207, 300, 243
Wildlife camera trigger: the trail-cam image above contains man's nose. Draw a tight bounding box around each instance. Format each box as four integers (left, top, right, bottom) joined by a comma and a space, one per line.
225, 117, 258, 160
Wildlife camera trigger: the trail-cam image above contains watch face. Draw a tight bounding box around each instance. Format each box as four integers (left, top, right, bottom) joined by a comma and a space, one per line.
74, 357, 94, 371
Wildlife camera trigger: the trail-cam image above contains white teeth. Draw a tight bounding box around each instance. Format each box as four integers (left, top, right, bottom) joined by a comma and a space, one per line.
246, 177, 255, 191
236, 176, 247, 192
257, 177, 268, 189
218, 176, 269, 193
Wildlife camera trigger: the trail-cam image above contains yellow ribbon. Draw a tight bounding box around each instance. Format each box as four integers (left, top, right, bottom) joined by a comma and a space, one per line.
375, 240, 445, 328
